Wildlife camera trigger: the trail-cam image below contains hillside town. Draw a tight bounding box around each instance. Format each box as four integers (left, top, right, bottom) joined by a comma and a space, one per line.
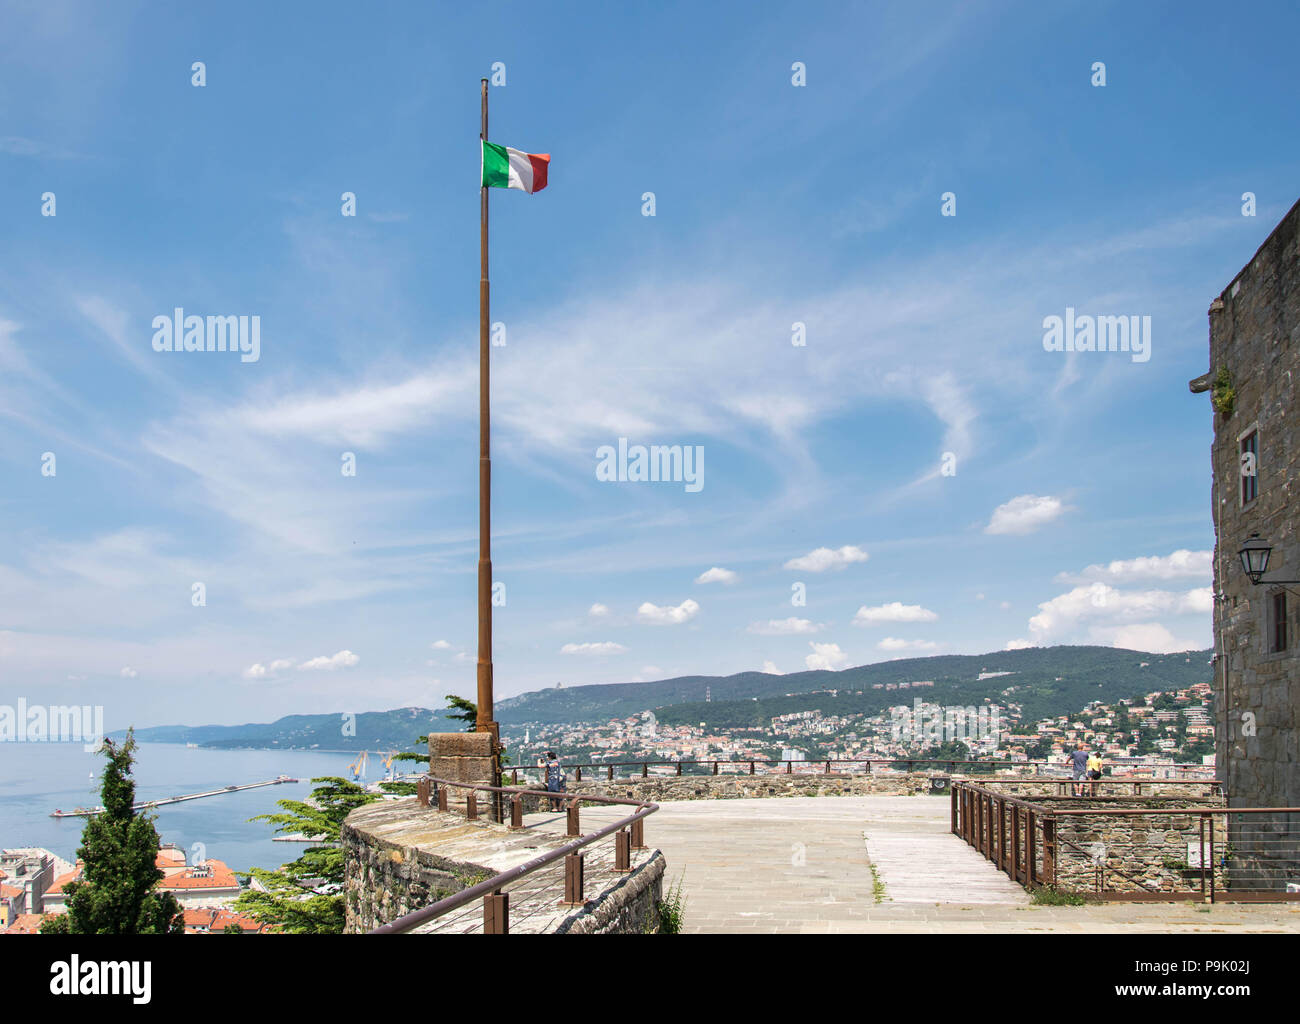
505, 681, 1217, 779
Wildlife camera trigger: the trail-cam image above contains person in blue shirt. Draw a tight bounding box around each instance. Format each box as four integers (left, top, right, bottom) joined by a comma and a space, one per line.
544, 751, 566, 811
1068, 742, 1090, 795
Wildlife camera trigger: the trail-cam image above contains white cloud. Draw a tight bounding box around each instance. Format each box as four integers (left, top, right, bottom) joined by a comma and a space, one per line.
695, 567, 738, 585
985, 495, 1065, 535
876, 637, 938, 653
1028, 584, 1210, 639
559, 642, 628, 655
119, 666, 137, 678
244, 656, 297, 679
1004, 638, 1035, 650
999, 601, 1011, 610
1102, 623, 1199, 655
430, 640, 452, 650
588, 603, 610, 617
298, 650, 359, 671
852, 602, 937, 626
805, 641, 849, 671
783, 545, 869, 573
761, 660, 783, 675
747, 618, 824, 636
1059, 549, 1213, 584
636, 599, 700, 625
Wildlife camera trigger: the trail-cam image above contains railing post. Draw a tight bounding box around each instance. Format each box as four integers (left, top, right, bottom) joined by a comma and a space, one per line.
749, 761, 755, 775
642, 762, 648, 778
511, 768, 518, 785
676, 761, 682, 776
484, 889, 509, 934
1199, 815, 1208, 902
1009, 803, 1020, 881
1206, 812, 1216, 904
509, 795, 523, 830
437, 786, 448, 812
825, 760, 831, 774
417, 776, 431, 807
614, 829, 631, 872
566, 798, 580, 837
1026, 810, 1037, 885
786, 760, 792, 774
608, 764, 614, 781
631, 815, 646, 850
713, 761, 719, 776
1042, 817, 1056, 887
950, 786, 958, 834
998, 797, 1007, 871
563, 853, 584, 906
466, 791, 478, 821
576, 766, 582, 782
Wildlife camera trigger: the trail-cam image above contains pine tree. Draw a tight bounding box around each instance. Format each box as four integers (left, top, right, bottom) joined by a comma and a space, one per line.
236, 777, 378, 933
41, 731, 183, 934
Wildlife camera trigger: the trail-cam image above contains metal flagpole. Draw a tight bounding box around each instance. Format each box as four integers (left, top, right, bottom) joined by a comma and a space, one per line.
477, 78, 500, 781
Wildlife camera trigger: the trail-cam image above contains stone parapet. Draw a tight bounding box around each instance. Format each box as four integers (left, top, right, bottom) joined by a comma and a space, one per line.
342, 796, 663, 934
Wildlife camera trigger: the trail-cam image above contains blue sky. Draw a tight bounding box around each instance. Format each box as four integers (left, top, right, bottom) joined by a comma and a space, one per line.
2, 0, 1297, 729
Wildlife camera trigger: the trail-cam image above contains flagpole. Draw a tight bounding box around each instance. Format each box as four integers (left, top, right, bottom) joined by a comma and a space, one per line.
477, 76, 498, 760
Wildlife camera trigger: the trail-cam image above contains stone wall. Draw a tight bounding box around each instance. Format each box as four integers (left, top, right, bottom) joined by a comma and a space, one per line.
1206, 197, 1300, 816
1032, 795, 1228, 894
502, 771, 956, 808
342, 797, 663, 934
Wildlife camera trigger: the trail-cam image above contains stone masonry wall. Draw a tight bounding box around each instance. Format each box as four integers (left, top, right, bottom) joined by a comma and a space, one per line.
1208, 197, 1300, 814
502, 771, 956, 809
1032, 795, 1228, 894
342, 797, 663, 934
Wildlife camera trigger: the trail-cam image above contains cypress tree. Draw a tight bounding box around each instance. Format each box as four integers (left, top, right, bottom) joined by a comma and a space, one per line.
42, 730, 182, 934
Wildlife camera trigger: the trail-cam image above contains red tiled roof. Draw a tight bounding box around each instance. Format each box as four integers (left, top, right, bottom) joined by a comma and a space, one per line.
3, 914, 47, 935
182, 906, 272, 934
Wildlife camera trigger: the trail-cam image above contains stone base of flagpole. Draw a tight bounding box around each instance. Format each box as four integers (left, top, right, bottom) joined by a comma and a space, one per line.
428, 732, 496, 814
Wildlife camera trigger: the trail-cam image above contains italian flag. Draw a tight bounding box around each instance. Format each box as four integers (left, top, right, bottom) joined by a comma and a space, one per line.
481, 141, 550, 193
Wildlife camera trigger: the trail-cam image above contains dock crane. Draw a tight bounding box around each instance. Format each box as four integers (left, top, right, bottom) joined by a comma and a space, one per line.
348, 751, 369, 782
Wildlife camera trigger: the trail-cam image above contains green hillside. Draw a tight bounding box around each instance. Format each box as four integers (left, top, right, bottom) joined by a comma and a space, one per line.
497, 646, 1213, 727
113, 706, 451, 752
112, 647, 1212, 750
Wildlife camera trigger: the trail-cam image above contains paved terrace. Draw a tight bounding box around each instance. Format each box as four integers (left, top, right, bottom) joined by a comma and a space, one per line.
527, 795, 1300, 933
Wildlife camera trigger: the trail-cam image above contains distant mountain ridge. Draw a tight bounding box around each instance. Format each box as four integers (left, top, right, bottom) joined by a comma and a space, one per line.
117, 646, 1213, 750
113, 706, 452, 752
495, 645, 1214, 726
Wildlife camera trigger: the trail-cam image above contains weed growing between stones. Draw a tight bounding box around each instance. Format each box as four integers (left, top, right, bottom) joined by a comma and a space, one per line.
870, 862, 887, 903
652, 873, 686, 933
1029, 885, 1095, 906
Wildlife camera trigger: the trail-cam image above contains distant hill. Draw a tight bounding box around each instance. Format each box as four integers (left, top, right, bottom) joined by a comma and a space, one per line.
114, 706, 452, 752
496, 646, 1214, 727
116, 647, 1213, 750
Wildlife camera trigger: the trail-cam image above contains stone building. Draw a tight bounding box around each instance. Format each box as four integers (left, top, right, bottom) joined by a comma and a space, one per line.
1191, 197, 1299, 887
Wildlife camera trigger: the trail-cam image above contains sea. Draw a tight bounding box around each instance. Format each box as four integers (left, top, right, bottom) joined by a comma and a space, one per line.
0, 740, 368, 873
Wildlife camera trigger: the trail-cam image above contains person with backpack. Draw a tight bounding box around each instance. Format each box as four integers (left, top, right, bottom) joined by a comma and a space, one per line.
1086, 750, 1104, 795
544, 751, 566, 811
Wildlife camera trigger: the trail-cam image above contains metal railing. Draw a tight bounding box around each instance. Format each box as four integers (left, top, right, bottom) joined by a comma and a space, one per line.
503, 757, 1214, 784
368, 775, 658, 935
951, 780, 1300, 902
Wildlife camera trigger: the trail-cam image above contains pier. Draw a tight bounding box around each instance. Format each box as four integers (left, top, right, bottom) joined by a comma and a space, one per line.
50, 775, 298, 818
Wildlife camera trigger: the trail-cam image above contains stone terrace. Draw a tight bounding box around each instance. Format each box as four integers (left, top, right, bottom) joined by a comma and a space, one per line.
528, 795, 1300, 933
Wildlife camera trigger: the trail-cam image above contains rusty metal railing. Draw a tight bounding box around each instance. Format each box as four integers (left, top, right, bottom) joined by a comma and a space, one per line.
368, 776, 658, 935
951, 780, 1300, 902
503, 757, 1214, 785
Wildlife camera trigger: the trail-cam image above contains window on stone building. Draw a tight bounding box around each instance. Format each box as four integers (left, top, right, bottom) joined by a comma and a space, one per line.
1240, 430, 1259, 504
1270, 590, 1288, 653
